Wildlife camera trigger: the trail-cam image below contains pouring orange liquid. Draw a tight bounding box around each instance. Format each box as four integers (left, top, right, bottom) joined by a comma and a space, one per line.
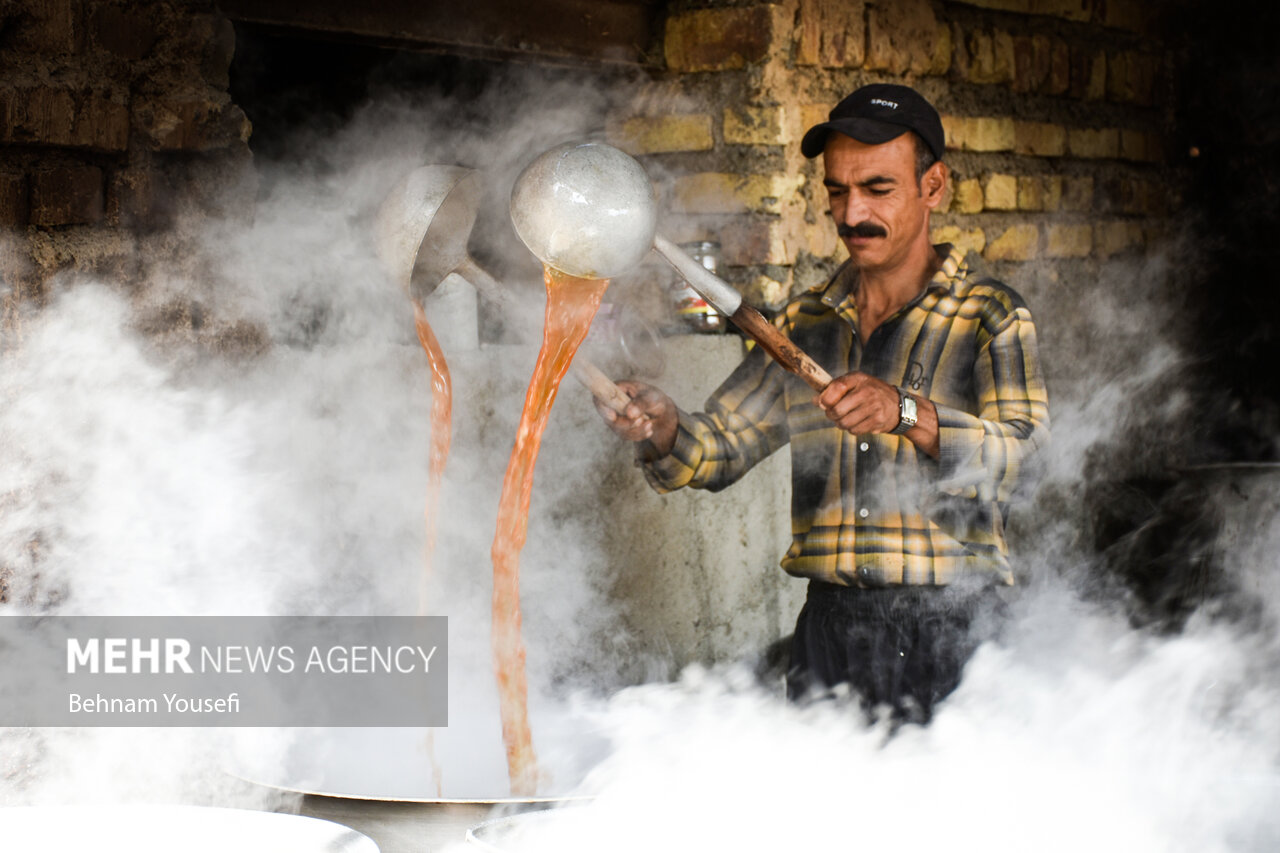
412, 300, 453, 614
490, 265, 609, 796
412, 299, 451, 798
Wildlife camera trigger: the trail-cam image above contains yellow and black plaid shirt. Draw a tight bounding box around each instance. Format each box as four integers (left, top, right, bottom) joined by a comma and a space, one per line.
642, 244, 1050, 587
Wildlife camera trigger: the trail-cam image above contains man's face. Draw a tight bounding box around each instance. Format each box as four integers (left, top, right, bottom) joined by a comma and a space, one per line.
822, 132, 943, 272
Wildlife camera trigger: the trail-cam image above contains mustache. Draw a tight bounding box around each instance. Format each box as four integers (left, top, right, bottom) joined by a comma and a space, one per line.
837, 222, 888, 239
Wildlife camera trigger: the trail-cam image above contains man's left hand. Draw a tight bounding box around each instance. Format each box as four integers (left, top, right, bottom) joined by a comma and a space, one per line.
815, 371, 903, 434
816, 372, 941, 457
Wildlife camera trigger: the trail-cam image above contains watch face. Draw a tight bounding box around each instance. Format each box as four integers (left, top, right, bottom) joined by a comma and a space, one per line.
900, 392, 918, 427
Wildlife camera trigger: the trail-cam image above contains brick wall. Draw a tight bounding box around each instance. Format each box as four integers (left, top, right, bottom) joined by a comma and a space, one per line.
607, 0, 1180, 384
1, 0, 1183, 386
0, 0, 253, 309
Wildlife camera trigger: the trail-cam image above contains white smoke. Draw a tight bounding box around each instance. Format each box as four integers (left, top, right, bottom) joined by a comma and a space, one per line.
1, 53, 1276, 853
458, 556, 1280, 851
461, 597, 1280, 851
446, 229, 1280, 849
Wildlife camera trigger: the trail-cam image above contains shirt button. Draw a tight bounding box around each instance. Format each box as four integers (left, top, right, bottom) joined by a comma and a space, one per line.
858, 508, 869, 518
859, 442, 869, 452
856, 565, 884, 587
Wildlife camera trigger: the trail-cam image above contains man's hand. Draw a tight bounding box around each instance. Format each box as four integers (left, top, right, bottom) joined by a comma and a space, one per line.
816, 372, 903, 433
816, 371, 940, 457
595, 381, 680, 458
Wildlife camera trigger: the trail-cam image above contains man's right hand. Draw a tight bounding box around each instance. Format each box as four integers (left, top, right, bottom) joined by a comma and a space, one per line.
595, 380, 679, 458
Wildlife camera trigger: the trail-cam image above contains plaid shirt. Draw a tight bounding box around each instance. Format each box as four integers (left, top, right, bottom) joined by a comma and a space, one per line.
642, 244, 1050, 587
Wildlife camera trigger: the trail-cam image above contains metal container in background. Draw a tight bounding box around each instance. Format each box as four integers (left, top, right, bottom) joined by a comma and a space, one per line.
667, 241, 725, 334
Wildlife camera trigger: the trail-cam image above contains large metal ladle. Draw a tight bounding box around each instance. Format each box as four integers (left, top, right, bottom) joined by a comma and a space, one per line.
373, 164, 643, 414
510, 142, 834, 392
374, 165, 506, 306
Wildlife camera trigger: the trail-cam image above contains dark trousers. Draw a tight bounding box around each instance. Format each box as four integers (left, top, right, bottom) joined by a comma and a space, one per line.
786, 580, 1005, 724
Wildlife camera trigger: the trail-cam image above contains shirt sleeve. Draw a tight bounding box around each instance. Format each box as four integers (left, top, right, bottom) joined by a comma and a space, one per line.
932, 304, 1051, 505
640, 343, 791, 494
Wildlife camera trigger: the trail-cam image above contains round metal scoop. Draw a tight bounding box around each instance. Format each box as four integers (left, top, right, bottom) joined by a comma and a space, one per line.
375, 165, 504, 305
510, 143, 834, 392
509, 142, 658, 280
375, 162, 653, 414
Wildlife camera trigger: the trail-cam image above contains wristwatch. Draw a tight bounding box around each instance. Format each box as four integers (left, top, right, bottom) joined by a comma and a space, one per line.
891, 387, 918, 435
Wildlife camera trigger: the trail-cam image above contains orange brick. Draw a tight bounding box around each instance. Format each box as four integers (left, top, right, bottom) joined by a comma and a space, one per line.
1119, 129, 1162, 163
672, 173, 805, 215
803, 219, 842, 260
1013, 121, 1066, 157
798, 103, 834, 138
959, 29, 1015, 84
931, 224, 987, 256
866, 0, 950, 76
1107, 51, 1159, 106
985, 224, 1039, 261
1062, 176, 1094, 212
942, 115, 1015, 152
952, 178, 984, 214
795, 0, 821, 65
665, 7, 774, 72
1070, 49, 1107, 100
750, 273, 791, 309
1047, 39, 1071, 95
9, 0, 82, 53
1017, 176, 1044, 211
983, 173, 1018, 211
1067, 127, 1120, 159
1013, 34, 1053, 94
721, 218, 793, 265
30, 165, 103, 226
607, 114, 714, 155
1046, 224, 1092, 258
1094, 220, 1145, 258
724, 106, 790, 146
0, 173, 28, 228
1112, 178, 1159, 216
0, 88, 129, 152
1015, 175, 1062, 212
796, 0, 867, 69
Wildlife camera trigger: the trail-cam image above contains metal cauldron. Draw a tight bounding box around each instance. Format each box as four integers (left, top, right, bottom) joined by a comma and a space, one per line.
0, 804, 377, 853
238, 725, 598, 853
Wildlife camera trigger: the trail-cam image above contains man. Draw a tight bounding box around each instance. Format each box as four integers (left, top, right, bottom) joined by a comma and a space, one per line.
599, 84, 1050, 723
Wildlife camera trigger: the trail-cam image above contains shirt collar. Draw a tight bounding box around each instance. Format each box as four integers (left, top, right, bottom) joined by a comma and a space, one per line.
813, 243, 967, 309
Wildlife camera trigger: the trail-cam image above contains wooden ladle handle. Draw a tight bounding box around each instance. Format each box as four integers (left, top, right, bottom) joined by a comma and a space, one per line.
728, 304, 833, 392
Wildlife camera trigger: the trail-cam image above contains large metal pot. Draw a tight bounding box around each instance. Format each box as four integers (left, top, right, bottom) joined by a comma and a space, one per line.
466, 809, 566, 852
242, 726, 594, 853
298, 797, 502, 853
0, 804, 377, 853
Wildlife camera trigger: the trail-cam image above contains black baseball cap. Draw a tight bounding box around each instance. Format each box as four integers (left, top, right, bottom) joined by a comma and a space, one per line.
800, 84, 945, 161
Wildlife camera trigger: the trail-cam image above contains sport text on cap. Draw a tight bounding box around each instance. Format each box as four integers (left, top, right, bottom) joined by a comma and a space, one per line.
800, 83, 945, 161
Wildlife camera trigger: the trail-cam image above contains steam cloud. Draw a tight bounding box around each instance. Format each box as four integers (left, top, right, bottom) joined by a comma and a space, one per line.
450, 241, 1280, 851
0, 68, 641, 807
0, 57, 1276, 853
